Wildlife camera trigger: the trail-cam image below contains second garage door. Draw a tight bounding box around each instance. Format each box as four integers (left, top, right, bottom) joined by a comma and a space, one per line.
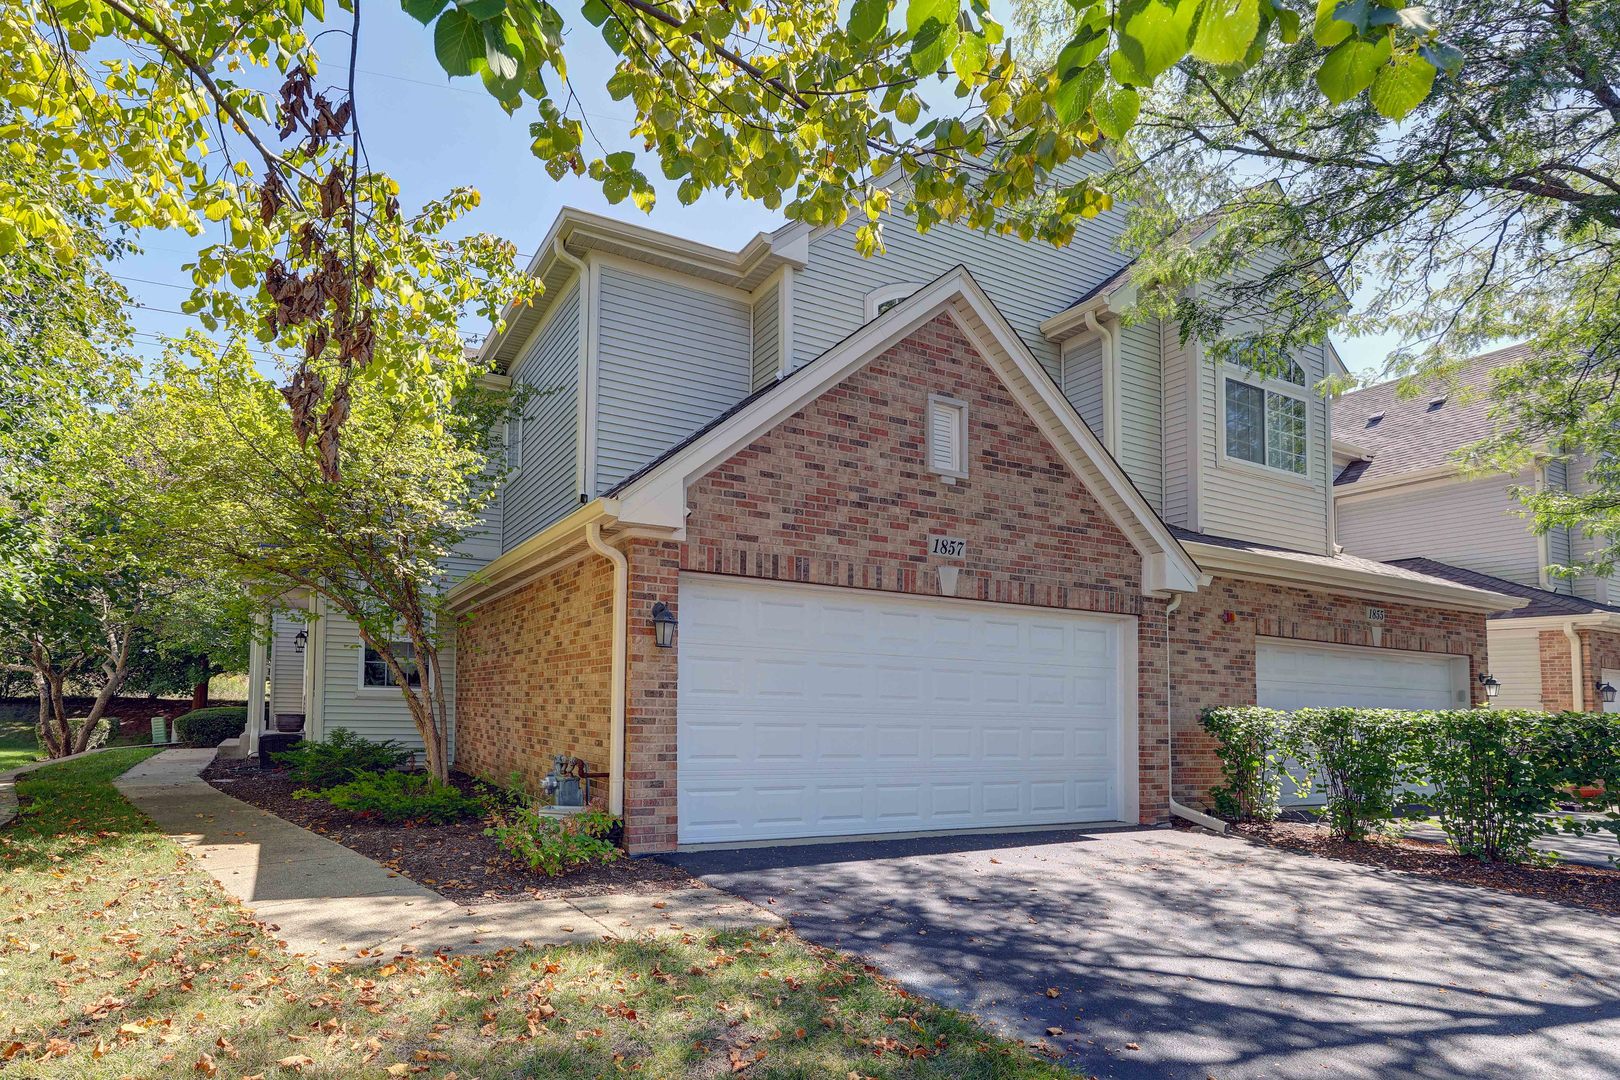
1257, 638, 1467, 804
676, 576, 1131, 845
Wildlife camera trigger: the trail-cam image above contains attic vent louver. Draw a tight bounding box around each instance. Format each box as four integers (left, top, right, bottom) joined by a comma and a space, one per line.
1365, 411, 1384, 427
1427, 396, 1447, 411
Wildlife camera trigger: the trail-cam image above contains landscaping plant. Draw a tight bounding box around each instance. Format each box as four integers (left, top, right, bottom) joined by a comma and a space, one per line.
486, 806, 623, 877
1200, 706, 1292, 822
1289, 707, 1413, 842
272, 727, 413, 789
293, 770, 476, 825
170, 706, 246, 749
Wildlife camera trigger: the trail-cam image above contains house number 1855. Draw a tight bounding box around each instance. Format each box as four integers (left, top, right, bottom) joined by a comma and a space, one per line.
930, 536, 967, 559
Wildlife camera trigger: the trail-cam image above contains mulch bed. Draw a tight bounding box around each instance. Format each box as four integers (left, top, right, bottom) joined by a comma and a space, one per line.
1227, 819, 1620, 918
202, 756, 696, 905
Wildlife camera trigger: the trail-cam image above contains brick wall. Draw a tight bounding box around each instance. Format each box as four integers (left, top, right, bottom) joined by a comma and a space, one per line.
453, 555, 615, 798
621, 312, 1159, 851
1169, 575, 1488, 805
1540, 630, 1575, 711
1580, 629, 1620, 711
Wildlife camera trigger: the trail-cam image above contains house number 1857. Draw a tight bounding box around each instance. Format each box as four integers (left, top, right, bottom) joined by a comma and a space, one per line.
930, 536, 967, 559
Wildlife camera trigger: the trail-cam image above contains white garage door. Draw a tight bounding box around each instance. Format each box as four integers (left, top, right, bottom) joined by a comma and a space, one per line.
677, 575, 1130, 845
1257, 638, 1466, 805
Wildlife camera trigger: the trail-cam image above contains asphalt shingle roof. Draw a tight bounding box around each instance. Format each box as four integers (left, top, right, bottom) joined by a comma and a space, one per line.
1331, 343, 1531, 487
1385, 558, 1620, 621
1167, 527, 1513, 594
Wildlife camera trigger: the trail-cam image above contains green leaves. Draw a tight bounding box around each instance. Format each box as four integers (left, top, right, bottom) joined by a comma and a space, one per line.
1315, 33, 1392, 104
1191, 0, 1259, 66
1092, 86, 1139, 141
1369, 51, 1435, 120
906, 0, 959, 74
433, 8, 486, 76
846, 0, 890, 42
1110, 0, 1197, 86
402, 0, 449, 25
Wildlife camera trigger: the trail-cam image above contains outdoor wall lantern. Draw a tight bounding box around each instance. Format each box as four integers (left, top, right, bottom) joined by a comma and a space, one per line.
1477, 672, 1501, 699
293, 628, 308, 654
651, 602, 677, 649
1598, 680, 1617, 704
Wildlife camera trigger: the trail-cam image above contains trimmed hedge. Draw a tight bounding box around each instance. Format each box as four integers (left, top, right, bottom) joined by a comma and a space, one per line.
1200, 706, 1620, 862
171, 706, 247, 748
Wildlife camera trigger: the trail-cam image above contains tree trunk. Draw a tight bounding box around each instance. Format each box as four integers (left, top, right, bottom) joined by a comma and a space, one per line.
191, 677, 208, 711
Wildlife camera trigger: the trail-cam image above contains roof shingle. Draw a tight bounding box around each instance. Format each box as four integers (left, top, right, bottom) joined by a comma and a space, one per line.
1385, 558, 1620, 621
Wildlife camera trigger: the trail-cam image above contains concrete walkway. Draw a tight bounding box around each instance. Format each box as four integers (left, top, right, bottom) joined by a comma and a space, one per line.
113, 750, 778, 963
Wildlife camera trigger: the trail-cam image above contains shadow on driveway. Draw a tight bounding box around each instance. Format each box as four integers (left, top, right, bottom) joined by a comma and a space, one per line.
667, 826, 1620, 1080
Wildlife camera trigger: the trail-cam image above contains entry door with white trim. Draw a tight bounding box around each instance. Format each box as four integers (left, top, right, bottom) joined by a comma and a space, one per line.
676, 576, 1131, 844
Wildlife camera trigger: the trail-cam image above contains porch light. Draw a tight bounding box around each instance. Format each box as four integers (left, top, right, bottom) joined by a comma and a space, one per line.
293, 628, 308, 654
1598, 680, 1617, 704
1477, 673, 1501, 699
651, 602, 677, 649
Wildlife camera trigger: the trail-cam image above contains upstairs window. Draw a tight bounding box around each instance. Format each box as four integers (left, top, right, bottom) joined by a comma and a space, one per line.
865, 282, 927, 320
505, 412, 524, 472
1224, 376, 1308, 475
927, 394, 968, 481
362, 641, 422, 689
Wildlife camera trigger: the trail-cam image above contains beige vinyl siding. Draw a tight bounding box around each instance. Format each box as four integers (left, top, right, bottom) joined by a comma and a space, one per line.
790, 163, 1130, 382
1197, 342, 1331, 553
594, 266, 753, 493
1061, 335, 1105, 438
1336, 473, 1542, 585
269, 611, 305, 717
1486, 627, 1543, 710
1161, 325, 1193, 528
1117, 317, 1163, 510
503, 280, 581, 552
316, 607, 453, 755
751, 281, 780, 391
1566, 454, 1620, 603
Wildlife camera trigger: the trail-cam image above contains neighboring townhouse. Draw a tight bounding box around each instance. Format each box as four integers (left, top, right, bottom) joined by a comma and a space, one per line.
1333, 346, 1620, 714
435, 199, 1519, 854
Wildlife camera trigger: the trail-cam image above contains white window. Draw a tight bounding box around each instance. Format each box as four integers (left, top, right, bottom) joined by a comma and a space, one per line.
362, 641, 422, 689
505, 412, 523, 472
927, 394, 968, 481
865, 282, 927, 320
1224, 374, 1308, 475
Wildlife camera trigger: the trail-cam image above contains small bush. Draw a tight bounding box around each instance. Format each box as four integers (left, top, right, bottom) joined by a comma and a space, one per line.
1290, 707, 1412, 841
272, 728, 412, 789
1200, 706, 1292, 822
485, 807, 622, 876
171, 706, 247, 748
293, 771, 475, 824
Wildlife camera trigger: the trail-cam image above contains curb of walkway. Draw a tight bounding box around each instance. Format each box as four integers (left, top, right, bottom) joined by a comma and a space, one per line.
0, 745, 126, 828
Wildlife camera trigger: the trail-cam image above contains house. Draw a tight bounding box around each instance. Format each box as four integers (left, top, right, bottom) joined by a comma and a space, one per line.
1332, 346, 1620, 713
421, 197, 1522, 854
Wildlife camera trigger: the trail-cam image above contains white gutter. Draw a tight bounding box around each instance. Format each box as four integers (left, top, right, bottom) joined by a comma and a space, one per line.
1081, 309, 1121, 455
1162, 592, 1227, 834
584, 521, 628, 816
1566, 620, 1586, 712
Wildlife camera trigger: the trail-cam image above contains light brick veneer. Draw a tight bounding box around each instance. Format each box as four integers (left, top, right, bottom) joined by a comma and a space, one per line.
1169, 576, 1488, 806
1540, 627, 1620, 711
621, 312, 1167, 852
453, 555, 615, 799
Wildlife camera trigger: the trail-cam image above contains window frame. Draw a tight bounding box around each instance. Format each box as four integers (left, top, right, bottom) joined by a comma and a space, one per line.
926, 392, 969, 483
864, 282, 927, 320
358, 639, 425, 693
1216, 364, 1314, 483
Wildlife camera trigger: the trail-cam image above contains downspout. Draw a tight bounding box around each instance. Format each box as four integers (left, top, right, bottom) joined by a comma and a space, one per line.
553, 237, 593, 503
584, 521, 627, 816
1081, 310, 1120, 455
1566, 620, 1585, 712
1163, 592, 1227, 833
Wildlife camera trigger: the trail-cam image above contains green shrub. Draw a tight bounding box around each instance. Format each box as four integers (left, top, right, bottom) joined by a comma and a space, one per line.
485, 807, 622, 876
1200, 706, 1292, 822
293, 771, 475, 824
272, 728, 412, 789
171, 706, 247, 748
1289, 707, 1413, 841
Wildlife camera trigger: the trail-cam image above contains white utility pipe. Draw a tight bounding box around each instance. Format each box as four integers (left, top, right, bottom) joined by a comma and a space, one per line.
1162, 592, 1227, 834
585, 522, 627, 815
1566, 620, 1585, 712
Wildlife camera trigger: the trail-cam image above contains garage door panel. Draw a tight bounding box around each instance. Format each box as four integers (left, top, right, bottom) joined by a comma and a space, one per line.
678, 576, 1128, 844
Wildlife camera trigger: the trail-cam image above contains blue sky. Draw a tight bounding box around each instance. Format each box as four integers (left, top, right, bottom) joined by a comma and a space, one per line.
115, 5, 1395, 379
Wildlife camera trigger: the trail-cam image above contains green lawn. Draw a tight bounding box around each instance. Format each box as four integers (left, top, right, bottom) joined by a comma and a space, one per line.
0, 750, 1075, 1079
0, 705, 40, 771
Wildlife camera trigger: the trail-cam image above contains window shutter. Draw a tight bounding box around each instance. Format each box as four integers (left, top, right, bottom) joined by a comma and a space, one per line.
928, 397, 966, 476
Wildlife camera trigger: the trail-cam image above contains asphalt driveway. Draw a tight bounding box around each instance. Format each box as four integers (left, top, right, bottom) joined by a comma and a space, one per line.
669, 827, 1620, 1079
